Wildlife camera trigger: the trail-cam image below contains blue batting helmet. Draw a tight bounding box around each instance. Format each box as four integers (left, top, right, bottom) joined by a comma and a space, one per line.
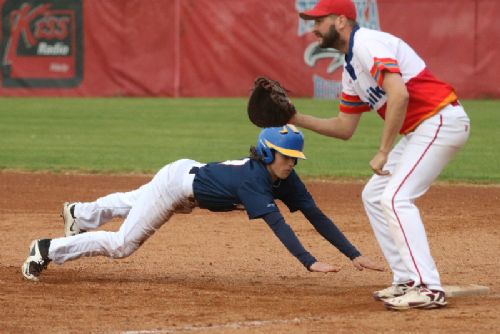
256, 125, 306, 164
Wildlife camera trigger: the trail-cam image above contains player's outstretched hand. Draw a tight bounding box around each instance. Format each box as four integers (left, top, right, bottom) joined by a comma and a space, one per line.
309, 261, 341, 273
352, 255, 385, 271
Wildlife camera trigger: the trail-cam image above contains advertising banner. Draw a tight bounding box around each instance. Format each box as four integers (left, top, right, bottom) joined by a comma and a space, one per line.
1, 0, 83, 88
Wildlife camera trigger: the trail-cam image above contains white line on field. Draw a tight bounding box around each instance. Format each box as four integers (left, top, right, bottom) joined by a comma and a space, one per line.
121, 316, 324, 334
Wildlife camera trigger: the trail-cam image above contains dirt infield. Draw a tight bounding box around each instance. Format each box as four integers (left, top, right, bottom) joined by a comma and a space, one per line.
1, 172, 499, 333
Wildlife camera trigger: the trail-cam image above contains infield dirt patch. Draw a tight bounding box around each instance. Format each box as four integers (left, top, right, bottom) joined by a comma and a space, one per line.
1, 172, 498, 333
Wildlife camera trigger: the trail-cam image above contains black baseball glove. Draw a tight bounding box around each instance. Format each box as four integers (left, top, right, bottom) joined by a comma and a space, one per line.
247, 76, 296, 127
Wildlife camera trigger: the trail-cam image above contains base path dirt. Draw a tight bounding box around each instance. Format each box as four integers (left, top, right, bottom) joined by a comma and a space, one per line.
1, 172, 499, 333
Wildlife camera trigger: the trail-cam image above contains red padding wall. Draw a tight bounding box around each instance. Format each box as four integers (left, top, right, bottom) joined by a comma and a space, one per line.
0, 0, 498, 98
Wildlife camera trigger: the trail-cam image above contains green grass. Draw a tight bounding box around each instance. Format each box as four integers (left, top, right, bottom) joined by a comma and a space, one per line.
0, 97, 498, 182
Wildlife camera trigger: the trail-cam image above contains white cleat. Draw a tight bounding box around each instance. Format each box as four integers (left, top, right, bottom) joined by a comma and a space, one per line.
373, 281, 414, 301
22, 239, 51, 282
384, 286, 448, 310
62, 202, 83, 237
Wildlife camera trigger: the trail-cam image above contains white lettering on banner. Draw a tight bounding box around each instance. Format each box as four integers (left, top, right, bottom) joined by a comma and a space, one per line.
37, 42, 70, 56
296, 0, 381, 99
50, 62, 69, 73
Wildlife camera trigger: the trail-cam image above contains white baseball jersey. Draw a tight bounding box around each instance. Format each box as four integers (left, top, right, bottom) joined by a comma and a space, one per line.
339, 27, 458, 134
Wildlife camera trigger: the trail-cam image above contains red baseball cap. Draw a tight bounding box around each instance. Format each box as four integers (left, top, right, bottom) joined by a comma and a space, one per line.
299, 0, 357, 21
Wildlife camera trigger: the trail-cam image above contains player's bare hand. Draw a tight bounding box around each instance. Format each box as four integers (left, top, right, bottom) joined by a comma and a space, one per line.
309, 261, 341, 273
370, 151, 390, 176
352, 255, 385, 271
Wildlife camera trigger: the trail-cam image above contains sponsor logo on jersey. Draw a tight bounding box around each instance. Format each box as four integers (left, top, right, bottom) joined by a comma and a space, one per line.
296, 0, 381, 99
0, 0, 83, 88
366, 85, 385, 107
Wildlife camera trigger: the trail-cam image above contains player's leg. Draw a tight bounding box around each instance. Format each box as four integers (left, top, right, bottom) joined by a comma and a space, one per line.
23, 159, 201, 281
66, 186, 145, 232
381, 105, 469, 290
381, 105, 469, 309
362, 138, 414, 299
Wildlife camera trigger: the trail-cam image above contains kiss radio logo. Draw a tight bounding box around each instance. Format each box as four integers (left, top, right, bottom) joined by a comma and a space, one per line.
1, 0, 83, 88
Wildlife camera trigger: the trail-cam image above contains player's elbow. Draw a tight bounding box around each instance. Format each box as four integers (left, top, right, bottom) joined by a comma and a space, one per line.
322, 124, 355, 140
333, 126, 356, 140
398, 89, 410, 106
391, 86, 409, 106
338, 131, 354, 140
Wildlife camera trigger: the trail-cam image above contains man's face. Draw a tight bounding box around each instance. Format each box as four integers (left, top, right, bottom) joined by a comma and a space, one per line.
313, 15, 341, 49
267, 152, 297, 180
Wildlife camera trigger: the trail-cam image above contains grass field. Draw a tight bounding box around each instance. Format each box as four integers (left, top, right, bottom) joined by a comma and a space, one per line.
0, 97, 498, 182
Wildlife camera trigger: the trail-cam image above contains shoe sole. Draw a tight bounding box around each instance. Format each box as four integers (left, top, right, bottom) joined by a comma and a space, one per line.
62, 202, 78, 237
384, 301, 448, 310
21, 240, 41, 282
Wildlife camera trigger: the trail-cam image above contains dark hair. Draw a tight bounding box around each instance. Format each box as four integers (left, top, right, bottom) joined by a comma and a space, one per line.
249, 146, 264, 161
347, 19, 358, 27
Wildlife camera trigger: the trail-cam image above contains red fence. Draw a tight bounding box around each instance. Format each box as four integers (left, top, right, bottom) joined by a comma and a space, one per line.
0, 0, 499, 98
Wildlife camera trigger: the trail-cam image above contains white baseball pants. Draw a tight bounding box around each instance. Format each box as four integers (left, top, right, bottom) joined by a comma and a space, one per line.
362, 103, 470, 291
48, 159, 203, 264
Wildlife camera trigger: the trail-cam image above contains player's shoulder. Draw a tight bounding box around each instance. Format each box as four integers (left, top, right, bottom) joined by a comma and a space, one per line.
243, 158, 273, 181
354, 28, 401, 50
356, 27, 399, 41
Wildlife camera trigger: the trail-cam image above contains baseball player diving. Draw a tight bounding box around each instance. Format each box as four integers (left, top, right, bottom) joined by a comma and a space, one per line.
22, 125, 384, 283
292, 0, 470, 310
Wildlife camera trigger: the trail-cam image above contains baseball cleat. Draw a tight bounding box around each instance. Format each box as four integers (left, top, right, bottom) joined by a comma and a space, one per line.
383, 286, 447, 310
22, 239, 51, 282
373, 280, 414, 301
62, 202, 84, 237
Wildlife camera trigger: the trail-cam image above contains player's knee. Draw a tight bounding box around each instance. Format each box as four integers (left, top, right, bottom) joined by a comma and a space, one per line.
110, 235, 140, 259
380, 190, 411, 217
361, 183, 379, 207
379, 191, 394, 214
112, 244, 138, 259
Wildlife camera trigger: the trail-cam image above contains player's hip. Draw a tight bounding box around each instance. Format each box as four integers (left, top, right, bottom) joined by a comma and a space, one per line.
408, 103, 470, 148
154, 159, 205, 203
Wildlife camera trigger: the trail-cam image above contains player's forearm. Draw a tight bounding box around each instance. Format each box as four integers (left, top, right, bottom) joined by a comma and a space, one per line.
379, 99, 408, 153
263, 212, 317, 269
301, 206, 361, 259
379, 73, 409, 152
291, 112, 353, 140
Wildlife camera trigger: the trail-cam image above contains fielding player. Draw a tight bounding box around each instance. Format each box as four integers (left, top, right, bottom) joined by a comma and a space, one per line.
295, 0, 470, 310
22, 125, 384, 282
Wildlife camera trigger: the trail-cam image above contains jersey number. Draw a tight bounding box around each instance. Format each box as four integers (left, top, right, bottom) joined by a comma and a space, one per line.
220, 158, 249, 166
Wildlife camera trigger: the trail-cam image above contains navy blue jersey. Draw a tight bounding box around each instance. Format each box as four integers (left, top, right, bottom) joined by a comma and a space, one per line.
192, 158, 315, 219
192, 157, 361, 268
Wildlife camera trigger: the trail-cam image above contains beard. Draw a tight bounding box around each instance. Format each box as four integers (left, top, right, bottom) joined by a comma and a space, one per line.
319, 25, 342, 49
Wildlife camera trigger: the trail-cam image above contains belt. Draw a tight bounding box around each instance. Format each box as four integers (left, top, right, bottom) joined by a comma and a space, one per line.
450, 100, 460, 107
189, 166, 200, 175
188, 166, 199, 206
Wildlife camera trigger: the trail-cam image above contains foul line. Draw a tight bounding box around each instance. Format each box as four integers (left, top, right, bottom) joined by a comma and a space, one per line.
122, 316, 325, 334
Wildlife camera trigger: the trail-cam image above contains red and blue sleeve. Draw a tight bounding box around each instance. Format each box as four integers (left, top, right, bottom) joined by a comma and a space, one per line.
370, 57, 401, 86
340, 92, 371, 114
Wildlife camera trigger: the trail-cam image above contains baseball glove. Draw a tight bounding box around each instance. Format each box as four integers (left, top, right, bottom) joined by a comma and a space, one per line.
247, 76, 296, 127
